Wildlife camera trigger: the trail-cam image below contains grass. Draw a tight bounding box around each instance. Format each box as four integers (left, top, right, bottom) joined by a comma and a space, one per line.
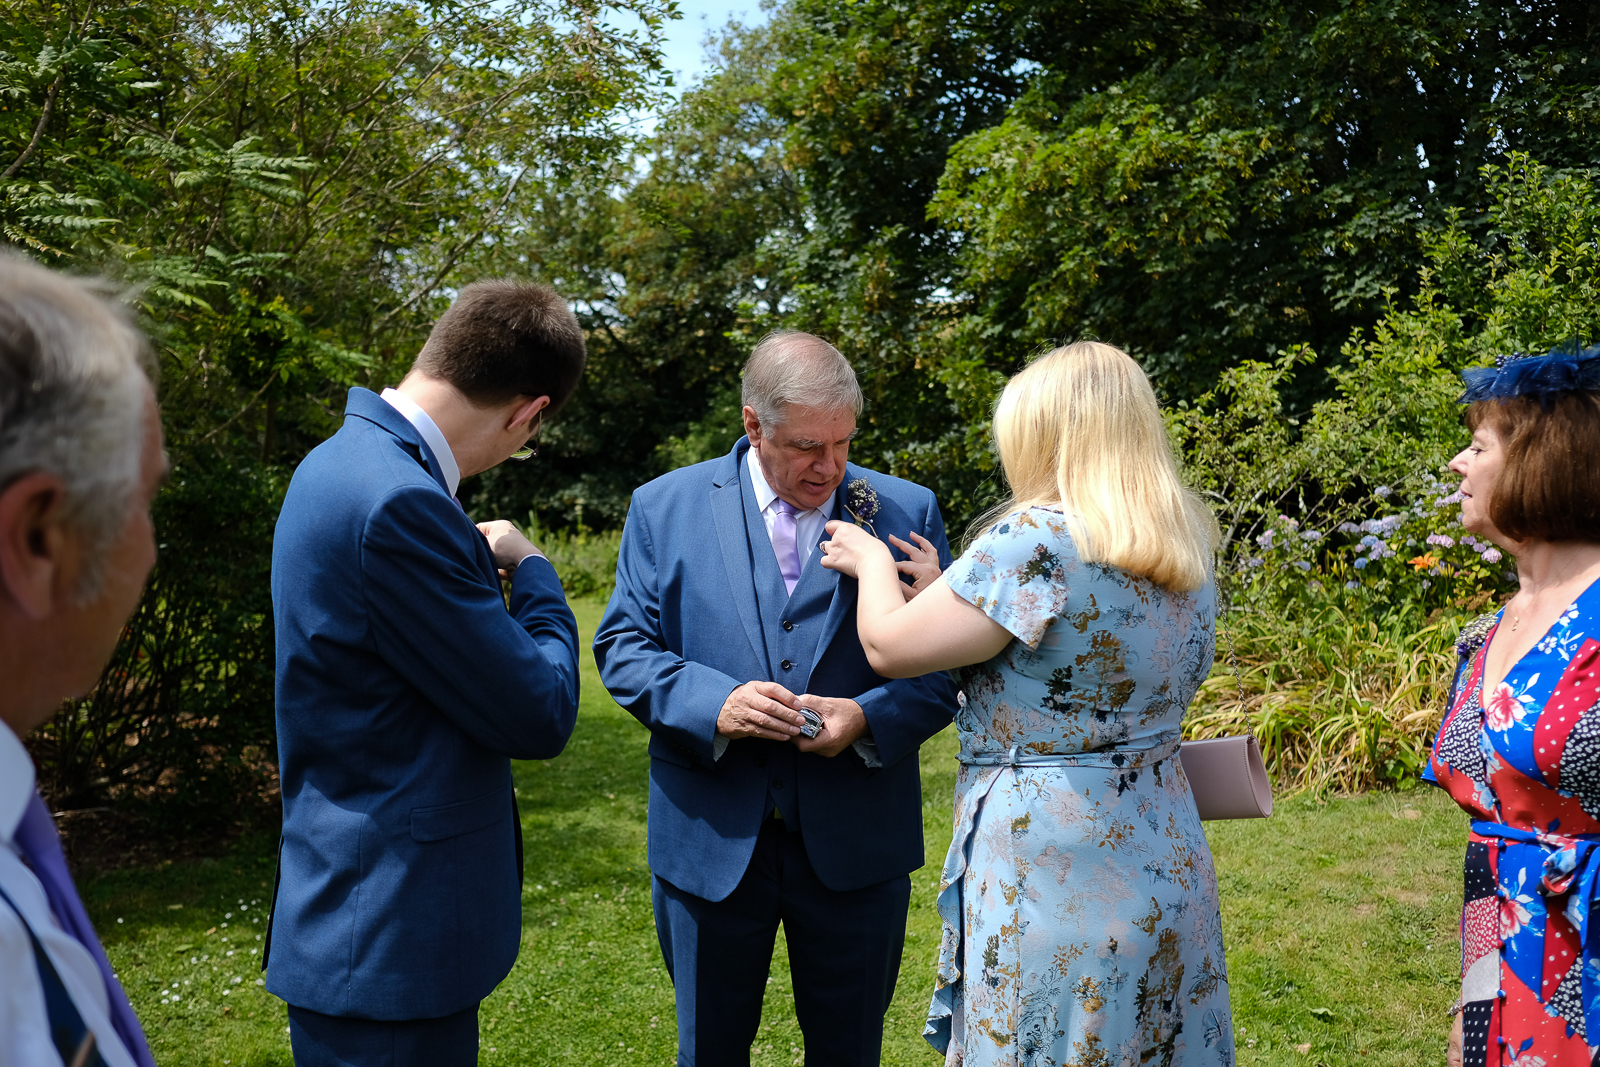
85, 596, 1464, 1066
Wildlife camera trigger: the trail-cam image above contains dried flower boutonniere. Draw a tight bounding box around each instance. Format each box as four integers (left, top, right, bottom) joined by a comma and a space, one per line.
844, 477, 880, 537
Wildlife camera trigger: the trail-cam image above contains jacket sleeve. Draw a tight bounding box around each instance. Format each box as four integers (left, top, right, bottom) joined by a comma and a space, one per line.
593, 502, 739, 763
360, 484, 580, 760
855, 492, 960, 766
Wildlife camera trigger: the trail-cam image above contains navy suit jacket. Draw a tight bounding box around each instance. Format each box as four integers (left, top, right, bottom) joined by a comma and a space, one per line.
594, 438, 959, 902
266, 387, 580, 1020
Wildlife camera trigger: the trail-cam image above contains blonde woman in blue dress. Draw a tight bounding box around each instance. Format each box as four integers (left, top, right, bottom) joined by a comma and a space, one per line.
819, 342, 1235, 1067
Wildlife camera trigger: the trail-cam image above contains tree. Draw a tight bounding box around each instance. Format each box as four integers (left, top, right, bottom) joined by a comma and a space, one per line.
1, 0, 672, 815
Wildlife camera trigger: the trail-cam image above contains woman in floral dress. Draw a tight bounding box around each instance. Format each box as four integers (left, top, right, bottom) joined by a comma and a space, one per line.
1425, 347, 1600, 1067
820, 342, 1235, 1067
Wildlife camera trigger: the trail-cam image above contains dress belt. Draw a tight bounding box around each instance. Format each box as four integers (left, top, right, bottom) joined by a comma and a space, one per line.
1469, 820, 1600, 1044
960, 736, 1182, 770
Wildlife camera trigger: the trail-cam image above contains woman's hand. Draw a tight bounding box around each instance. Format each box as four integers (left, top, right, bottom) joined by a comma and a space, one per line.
819, 519, 892, 579
888, 531, 942, 599
1448, 1010, 1463, 1067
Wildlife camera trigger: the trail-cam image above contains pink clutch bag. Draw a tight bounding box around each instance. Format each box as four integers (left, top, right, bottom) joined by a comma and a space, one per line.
1179, 735, 1273, 820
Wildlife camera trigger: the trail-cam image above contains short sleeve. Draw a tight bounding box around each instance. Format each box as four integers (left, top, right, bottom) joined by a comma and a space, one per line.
943, 508, 1075, 649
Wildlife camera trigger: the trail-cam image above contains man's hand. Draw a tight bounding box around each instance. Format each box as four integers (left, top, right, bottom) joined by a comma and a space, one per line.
887, 531, 942, 600
792, 694, 868, 757
477, 520, 542, 578
718, 681, 808, 742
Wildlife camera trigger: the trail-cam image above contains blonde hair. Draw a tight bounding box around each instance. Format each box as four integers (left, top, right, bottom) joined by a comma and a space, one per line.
987, 341, 1219, 592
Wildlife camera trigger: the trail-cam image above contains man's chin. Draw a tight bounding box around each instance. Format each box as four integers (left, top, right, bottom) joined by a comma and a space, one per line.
798, 486, 838, 509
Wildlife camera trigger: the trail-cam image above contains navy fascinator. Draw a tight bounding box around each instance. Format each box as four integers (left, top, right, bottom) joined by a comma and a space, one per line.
1459, 344, 1600, 404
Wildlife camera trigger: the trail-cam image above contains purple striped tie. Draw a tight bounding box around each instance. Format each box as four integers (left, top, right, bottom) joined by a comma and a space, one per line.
771, 499, 803, 595
14, 791, 157, 1067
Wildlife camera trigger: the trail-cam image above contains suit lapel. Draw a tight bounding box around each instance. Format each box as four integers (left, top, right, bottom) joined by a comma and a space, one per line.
711, 442, 773, 676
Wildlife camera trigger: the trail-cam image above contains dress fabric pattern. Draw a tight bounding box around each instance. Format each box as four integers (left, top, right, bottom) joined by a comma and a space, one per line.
924, 508, 1235, 1067
1428, 578, 1600, 1067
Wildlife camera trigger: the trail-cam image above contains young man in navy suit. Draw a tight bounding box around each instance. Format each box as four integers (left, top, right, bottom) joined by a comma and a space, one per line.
268, 281, 586, 1067
595, 331, 959, 1066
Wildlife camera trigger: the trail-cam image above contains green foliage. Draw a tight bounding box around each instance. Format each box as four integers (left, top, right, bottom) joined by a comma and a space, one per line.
522, 515, 623, 602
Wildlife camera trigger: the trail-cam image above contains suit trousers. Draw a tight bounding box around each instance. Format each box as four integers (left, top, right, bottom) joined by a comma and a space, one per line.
287, 1003, 478, 1067
653, 816, 912, 1067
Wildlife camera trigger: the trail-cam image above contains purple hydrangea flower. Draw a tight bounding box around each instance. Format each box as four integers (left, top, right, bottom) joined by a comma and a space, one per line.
1426, 534, 1454, 547
1482, 548, 1503, 564
1374, 485, 1393, 498
1256, 530, 1275, 549
1301, 530, 1323, 542
1354, 558, 1369, 570
1293, 561, 1312, 571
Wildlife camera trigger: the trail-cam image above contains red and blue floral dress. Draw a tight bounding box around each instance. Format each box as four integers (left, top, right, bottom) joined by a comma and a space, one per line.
1427, 578, 1600, 1066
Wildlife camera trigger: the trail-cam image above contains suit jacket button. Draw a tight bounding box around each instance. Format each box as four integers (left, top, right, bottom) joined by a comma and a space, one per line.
782, 620, 794, 632
781, 659, 793, 670
773, 779, 784, 789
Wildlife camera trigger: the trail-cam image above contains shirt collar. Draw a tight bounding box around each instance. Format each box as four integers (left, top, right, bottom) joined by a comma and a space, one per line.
381, 388, 461, 497
0, 722, 36, 846
745, 445, 836, 519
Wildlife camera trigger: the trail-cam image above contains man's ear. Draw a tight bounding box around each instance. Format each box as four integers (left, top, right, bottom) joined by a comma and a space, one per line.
507, 394, 550, 432
742, 405, 763, 446
0, 472, 70, 620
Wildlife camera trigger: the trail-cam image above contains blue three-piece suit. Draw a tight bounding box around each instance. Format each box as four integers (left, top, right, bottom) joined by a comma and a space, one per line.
595, 437, 959, 1065
267, 388, 580, 1064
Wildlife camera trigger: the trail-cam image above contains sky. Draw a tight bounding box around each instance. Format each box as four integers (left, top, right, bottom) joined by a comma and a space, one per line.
652, 0, 769, 95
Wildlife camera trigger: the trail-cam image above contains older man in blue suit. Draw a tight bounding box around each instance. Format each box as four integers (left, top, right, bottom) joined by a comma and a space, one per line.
595, 331, 959, 1066
268, 281, 585, 1067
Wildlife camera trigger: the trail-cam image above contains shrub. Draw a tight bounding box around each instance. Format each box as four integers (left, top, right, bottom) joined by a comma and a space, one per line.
1180, 152, 1599, 792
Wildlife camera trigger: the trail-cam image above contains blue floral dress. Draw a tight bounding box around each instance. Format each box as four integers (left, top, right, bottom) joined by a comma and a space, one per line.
925, 507, 1235, 1067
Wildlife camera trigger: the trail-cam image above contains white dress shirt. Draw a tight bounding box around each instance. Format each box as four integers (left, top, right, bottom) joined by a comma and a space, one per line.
746, 444, 835, 574
0, 725, 137, 1067
381, 387, 461, 497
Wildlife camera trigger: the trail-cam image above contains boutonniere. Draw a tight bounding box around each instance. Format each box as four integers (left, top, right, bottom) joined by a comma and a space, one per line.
844, 477, 880, 537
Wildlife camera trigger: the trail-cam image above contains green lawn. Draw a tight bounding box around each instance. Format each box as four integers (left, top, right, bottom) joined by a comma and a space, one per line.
84, 596, 1463, 1065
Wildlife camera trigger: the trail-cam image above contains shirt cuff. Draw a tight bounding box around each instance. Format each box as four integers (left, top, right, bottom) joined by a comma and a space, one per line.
852, 738, 882, 768
712, 734, 730, 761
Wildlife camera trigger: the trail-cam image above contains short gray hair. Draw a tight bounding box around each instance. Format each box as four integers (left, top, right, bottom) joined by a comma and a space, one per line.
0, 254, 155, 599
740, 330, 863, 435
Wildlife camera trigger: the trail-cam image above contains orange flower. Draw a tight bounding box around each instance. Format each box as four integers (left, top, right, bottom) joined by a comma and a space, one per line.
1409, 553, 1438, 571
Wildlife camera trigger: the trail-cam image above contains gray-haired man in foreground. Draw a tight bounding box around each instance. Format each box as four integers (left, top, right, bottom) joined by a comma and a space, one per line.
0, 254, 165, 1067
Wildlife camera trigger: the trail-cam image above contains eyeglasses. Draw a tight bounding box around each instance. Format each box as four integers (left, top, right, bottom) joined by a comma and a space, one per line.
509, 412, 542, 461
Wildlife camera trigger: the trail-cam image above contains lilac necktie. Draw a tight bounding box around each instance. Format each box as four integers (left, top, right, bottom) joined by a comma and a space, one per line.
770, 499, 804, 596
14, 791, 157, 1067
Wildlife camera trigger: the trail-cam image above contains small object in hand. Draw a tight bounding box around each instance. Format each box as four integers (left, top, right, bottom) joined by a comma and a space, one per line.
797, 708, 824, 738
